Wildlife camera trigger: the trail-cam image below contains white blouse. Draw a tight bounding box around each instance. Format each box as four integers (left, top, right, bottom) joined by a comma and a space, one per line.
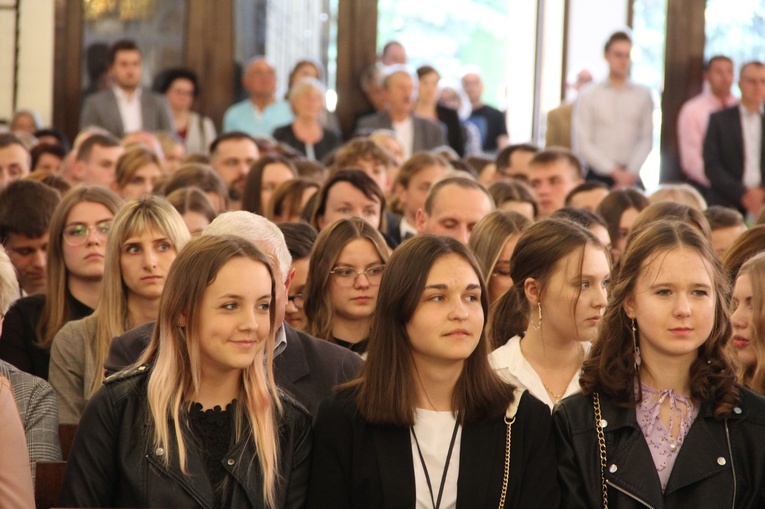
411, 408, 462, 509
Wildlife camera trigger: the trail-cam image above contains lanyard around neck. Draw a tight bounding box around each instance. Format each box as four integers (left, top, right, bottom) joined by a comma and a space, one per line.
411, 418, 460, 509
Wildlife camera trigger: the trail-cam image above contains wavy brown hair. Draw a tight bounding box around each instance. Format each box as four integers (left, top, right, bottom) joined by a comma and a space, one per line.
580, 220, 740, 417
349, 234, 515, 426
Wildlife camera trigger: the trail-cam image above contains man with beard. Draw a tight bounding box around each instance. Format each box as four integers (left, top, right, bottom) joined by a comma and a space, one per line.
209, 132, 260, 210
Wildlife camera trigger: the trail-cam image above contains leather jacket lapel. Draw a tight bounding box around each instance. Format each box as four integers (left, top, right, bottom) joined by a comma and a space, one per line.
146, 437, 216, 509
664, 415, 731, 495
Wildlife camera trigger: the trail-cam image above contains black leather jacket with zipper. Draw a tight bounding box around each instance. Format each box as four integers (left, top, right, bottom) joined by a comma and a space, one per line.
553, 386, 765, 509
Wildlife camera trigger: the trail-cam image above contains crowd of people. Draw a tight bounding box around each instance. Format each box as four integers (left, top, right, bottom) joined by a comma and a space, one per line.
1, 28, 765, 508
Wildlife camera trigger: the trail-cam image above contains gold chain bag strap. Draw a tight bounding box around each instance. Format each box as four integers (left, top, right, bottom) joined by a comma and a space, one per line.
498, 388, 525, 508
592, 392, 609, 509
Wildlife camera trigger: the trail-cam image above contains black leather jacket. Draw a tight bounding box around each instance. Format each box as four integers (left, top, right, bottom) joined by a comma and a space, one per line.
553, 386, 765, 509
58, 364, 313, 509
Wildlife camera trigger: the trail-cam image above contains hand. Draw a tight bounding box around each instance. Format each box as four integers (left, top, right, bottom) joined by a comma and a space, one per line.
741, 187, 765, 217
609, 167, 638, 189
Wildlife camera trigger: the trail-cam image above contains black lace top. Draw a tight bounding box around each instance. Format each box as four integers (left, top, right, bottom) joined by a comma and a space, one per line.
188, 401, 235, 509
334, 337, 368, 354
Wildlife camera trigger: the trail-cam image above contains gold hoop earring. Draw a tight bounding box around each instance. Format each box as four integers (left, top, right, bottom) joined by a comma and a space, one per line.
533, 302, 542, 331
632, 318, 641, 370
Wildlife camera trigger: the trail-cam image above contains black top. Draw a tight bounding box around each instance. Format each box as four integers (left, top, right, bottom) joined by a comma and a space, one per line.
436, 103, 466, 157
189, 401, 235, 509
0, 292, 93, 380
333, 337, 367, 355
272, 123, 343, 161
466, 104, 508, 152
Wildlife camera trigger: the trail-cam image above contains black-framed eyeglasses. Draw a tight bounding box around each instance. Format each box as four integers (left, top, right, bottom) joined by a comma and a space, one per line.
330, 264, 385, 287
62, 221, 112, 246
287, 293, 305, 309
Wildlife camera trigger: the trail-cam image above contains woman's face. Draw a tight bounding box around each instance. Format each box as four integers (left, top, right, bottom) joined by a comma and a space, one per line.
731, 272, 756, 368
62, 201, 114, 282
534, 244, 610, 343
624, 247, 715, 370
120, 228, 178, 301
274, 187, 318, 223
397, 164, 448, 223
181, 211, 210, 235
291, 63, 320, 88
488, 234, 520, 304
406, 253, 483, 369
293, 86, 324, 119
318, 182, 381, 231
165, 78, 195, 111
418, 72, 440, 104
613, 207, 640, 261
261, 163, 295, 215
196, 257, 272, 380
329, 238, 384, 325
117, 162, 163, 200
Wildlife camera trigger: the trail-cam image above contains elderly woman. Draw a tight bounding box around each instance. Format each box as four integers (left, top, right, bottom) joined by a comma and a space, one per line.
273, 77, 342, 161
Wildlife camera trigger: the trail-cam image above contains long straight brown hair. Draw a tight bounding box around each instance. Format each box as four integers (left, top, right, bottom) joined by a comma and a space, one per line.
350, 234, 515, 426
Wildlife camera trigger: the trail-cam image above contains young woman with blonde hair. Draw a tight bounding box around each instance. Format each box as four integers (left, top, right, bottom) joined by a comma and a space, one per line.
731, 251, 765, 395
59, 234, 312, 508
49, 195, 190, 423
0, 186, 123, 379
303, 217, 390, 353
112, 145, 166, 200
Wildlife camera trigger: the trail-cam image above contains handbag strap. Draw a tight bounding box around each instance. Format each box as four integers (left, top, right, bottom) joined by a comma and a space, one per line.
498, 388, 525, 509
593, 392, 609, 509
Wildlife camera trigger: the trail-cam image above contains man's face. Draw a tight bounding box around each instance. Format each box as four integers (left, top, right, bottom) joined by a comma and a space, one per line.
529, 160, 583, 217
707, 59, 734, 98
78, 144, 124, 186
567, 187, 610, 213
243, 59, 277, 98
416, 184, 493, 244
5, 232, 49, 295
0, 144, 30, 190
385, 72, 414, 114
381, 43, 407, 66
605, 40, 632, 79
211, 138, 260, 199
504, 149, 536, 182
110, 50, 142, 91
738, 64, 765, 106
461, 73, 483, 104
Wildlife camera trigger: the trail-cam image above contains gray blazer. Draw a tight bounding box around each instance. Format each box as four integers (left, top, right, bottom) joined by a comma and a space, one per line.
80, 87, 174, 137
356, 111, 447, 153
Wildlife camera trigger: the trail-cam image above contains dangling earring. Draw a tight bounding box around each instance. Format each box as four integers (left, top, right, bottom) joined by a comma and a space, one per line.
533, 302, 542, 331
632, 318, 641, 370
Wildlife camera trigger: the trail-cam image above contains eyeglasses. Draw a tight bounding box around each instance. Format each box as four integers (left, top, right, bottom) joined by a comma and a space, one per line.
287, 293, 305, 309
330, 264, 385, 287
62, 221, 112, 246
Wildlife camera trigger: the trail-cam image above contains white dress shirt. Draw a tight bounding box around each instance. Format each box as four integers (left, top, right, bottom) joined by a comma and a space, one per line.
113, 86, 143, 134
739, 103, 764, 189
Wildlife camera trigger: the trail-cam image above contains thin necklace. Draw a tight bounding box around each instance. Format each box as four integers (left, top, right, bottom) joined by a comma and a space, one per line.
542, 382, 565, 402
521, 335, 584, 403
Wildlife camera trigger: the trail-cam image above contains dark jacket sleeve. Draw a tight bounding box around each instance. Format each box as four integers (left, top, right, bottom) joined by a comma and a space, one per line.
58, 383, 121, 507
514, 393, 560, 508
282, 400, 313, 509
0, 303, 34, 373
703, 111, 746, 206
306, 397, 354, 509
552, 401, 595, 509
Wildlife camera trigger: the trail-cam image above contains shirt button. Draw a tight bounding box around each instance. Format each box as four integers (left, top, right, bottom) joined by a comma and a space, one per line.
734, 407, 742, 414
609, 464, 618, 473
717, 457, 727, 466
227, 458, 235, 466
669, 443, 677, 451
155, 447, 164, 457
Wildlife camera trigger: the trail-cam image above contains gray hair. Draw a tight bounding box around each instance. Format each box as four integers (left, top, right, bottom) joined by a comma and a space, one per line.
0, 245, 19, 315
202, 211, 291, 280
288, 77, 325, 104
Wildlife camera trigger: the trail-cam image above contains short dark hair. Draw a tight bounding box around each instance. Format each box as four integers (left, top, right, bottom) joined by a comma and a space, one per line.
488, 179, 538, 218
311, 169, 387, 231
416, 65, 439, 80
108, 39, 141, 65
604, 31, 632, 53
208, 131, 257, 155
704, 205, 745, 230
382, 40, 403, 57
495, 143, 540, 175
33, 128, 71, 151
424, 176, 493, 215
278, 222, 318, 260
76, 133, 121, 162
154, 67, 200, 96
0, 133, 27, 152
528, 147, 583, 179
565, 181, 610, 206
0, 180, 61, 243
31, 143, 66, 171
162, 163, 230, 211
705, 55, 733, 72
240, 155, 297, 216
739, 60, 765, 80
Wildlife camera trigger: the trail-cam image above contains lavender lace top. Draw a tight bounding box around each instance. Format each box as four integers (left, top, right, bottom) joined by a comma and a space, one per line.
635, 383, 699, 491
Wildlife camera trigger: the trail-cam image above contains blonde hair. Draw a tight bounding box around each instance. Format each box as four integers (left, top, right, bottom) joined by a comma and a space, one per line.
114, 146, 164, 190
468, 210, 531, 284
38, 186, 124, 349
88, 196, 190, 397
649, 183, 707, 211
736, 252, 765, 394
138, 235, 282, 507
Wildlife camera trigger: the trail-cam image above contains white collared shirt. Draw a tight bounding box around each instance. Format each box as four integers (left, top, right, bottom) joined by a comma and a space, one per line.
399, 217, 418, 241
273, 324, 287, 357
489, 335, 590, 411
739, 103, 764, 189
113, 86, 143, 134
392, 116, 415, 160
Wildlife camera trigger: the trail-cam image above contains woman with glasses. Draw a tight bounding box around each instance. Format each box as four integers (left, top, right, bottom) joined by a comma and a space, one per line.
49, 196, 190, 424
307, 234, 560, 508
0, 186, 123, 380
303, 217, 390, 354
468, 210, 531, 308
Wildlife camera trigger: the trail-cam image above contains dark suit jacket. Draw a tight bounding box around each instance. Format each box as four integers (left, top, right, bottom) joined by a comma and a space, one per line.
307, 389, 560, 509
356, 111, 447, 153
703, 105, 765, 211
79, 87, 174, 137
436, 104, 466, 156
104, 322, 362, 418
